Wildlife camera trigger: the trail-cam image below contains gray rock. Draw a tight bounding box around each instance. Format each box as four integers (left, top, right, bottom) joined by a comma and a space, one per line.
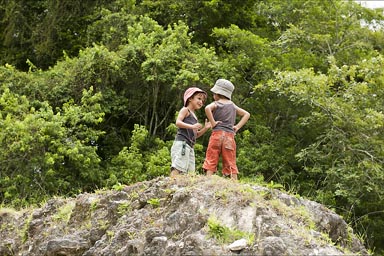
228, 238, 247, 251
46, 237, 89, 256
0, 175, 369, 256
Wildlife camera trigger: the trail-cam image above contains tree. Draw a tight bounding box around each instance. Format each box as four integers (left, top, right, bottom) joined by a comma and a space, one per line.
0, 0, 44, 70
136, 0, 270, 45
263, 56, 384, 252
0, 86, 104, 207
270, 0, 384, 72
0, 0, 112, 70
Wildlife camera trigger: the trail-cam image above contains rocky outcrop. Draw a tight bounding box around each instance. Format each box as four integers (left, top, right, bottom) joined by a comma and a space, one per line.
0, 175, 368, 255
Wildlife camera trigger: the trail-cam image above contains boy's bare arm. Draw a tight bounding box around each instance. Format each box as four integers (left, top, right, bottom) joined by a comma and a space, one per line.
176, 107, 202, 130
234, 107, 250, 133
205, 103, 219, 128
196, 119, 211, 138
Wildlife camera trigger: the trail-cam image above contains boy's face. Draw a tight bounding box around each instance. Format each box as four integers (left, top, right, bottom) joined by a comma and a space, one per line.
188, 92, 206, 109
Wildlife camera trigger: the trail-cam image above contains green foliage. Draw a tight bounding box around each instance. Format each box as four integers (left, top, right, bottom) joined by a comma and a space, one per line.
119, 16, 233, 136
0, 1, 44, 70
146, 145, 171, 179
106, 126, 171, 184
117, 202, 131, 216
53, 202, 75, 223
264, 56, 384, 253
207, 215, 254, 244
105, 125, 148, 186
1, 0, 384, 252
86, 1, 137, 50
0, 87, 105, 207
236, 128, 290, 180
266, 0, 382, 72
147, 198, 160, 208
0, 0, 113, 70
212, 25, 276, 84
136, 0, 265, 44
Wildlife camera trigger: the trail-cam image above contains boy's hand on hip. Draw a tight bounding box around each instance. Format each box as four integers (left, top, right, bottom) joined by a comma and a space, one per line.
211, 121, 222, 128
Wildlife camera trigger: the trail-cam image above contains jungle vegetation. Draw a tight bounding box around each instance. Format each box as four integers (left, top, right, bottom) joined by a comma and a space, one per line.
1, 0, 384, 253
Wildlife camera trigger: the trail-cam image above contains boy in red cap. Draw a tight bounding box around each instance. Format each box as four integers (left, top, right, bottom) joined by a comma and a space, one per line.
203, 79, 250, 180
170, 87, 210, 177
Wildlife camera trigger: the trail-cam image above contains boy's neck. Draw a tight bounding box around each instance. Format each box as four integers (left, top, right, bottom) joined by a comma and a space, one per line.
217, 99, 231, 103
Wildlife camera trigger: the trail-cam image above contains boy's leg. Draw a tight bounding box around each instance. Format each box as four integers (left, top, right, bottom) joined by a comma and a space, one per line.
170, 141, 189, 176
203, 132, 222, 175
221, 135, 239, 178
170, 167, 180, 178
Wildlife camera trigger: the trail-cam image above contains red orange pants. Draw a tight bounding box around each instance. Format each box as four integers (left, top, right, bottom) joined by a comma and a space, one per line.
203, 130, 238, 176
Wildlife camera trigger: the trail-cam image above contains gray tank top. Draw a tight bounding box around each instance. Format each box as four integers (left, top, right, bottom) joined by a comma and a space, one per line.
175, 110, 197, 147
212, 102, 236, 133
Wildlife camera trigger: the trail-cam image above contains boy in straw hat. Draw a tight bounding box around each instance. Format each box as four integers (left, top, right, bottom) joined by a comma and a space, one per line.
203, 79, 250, 180
170, 87, 211, 177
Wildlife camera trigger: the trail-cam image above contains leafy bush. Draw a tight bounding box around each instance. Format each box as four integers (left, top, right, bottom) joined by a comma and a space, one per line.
0, 87, 104, 207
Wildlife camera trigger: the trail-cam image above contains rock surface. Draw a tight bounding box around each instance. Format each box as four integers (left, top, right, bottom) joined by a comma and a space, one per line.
0, 175, 368, 255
